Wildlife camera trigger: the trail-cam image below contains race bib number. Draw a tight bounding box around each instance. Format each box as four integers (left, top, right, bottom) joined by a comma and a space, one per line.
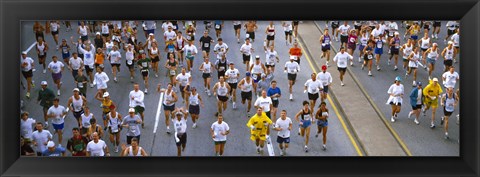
215, 24, 220, 29
304, 115, 311, 121
62, 48, 68, 54
129, 125, 137, 133
350, 38, 355, 43
219, 66, 225, 71
173, 25, 177, 30
204, 43, 210, 48
395, 44, 400, 49
78, 82, 84, 88
111, 126, 119, 133
339, 61, 346, 65
127, 60, 133, 65
368, 55, 373, 59
245, 33, 250, 38
219, 89, 227, 95
252, 74, 258, 80
170, 70, 176, 76
273, 97, 278, 100
142, 62, 148, 68
85, 53, 91, 59
186, 36, 192, 40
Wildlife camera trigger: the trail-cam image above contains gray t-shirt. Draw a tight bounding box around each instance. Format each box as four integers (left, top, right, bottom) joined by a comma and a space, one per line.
122, 115, 142, 136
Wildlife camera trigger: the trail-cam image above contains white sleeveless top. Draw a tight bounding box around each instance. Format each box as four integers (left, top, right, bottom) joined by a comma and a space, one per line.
127, 146, 143, 156
427, 48, 439, 59
108, 112, 121, 133
202, 62, 212, 73
72, 96, 83, 112
217, 83, 228, 96
150, 47, 158, 55
402, 44, 413, 59
189, 93, 199, 105
79, 26, 88, 36
444, 47, 454, 60
241, 78, 253, 92
81, 113, 93, 128
101, 24, 109, 34
37, 42, 46, 55
126, 49, 134, 61
420, 38, 430, 49
163, 90, 175, 106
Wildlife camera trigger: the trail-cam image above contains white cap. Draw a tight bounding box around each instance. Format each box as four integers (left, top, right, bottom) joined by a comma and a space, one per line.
47, 141, 55, 148
394, 32, 399, 35
22, 51, 27, 55
448, 41, 453, 45
103, 92, 110, 97
128, 108, 135, 113
255, 55, 260, 59
261, 73, 266, 77
41, 81, 48, 85
96, 32, 101, 35
149, 33, 154, 36
72, 88, 80, 92
433, 78, 439, 82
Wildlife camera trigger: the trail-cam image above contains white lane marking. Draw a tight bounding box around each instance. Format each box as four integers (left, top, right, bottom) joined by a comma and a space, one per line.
266, 135, 275, 156
153, 92, 164, 134
25, 42, 37, 53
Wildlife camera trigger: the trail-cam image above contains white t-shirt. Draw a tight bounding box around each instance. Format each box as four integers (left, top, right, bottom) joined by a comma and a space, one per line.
284, 61, 300, 74
304, 79, 324, 94
333, 52, 353, 68
176, 73, 191, 86
265, 50, 278, 65
338, 25, 350, 36
144, 21, 157, 30
47, 105, 67, 124
21, 57, 34, 72
225, 68, 240, 83
371, 28, 383, 38
86, 140, 107, 156
387, 84, 404, 104
442, 71, 459, 88
108, 50, 122, 64
48, 61, 64, 74
164, 30, 177, 41
317, 72, 333, 86
129, 90, 145, 108
240, 43, 253, 56
254, 96, 273, 112
31, 130, 53, 152
94, 72, 109, 90
211, 121, 230, 141
69, 57, 83, 70
275, 117, 292, 138
451, 33, 460, 47
388, 22, 398, 36
214, 43, 229, 59
21, 118, 36, 139
162, 22, 173, 32
283, 21, 293, 31
173, 118, 187, 134
182, 45, 198, 58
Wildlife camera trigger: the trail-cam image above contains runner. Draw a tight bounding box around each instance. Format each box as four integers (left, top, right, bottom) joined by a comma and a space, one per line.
304, 73, 324, 113
213, 38, 229, 61
423, 43, 440, 80
162, 21, 173, 32
317, 65, 332, 102
159, 83, 178, 134
288, 41, 302, 65
282, 21, 293, 45
215, 54, 229, 79
121, 137, 148, 156
254, 90, 273, 121
37, 81, 55, 128
406, 22, 420, 45
358, 27, 370, 63
246, 107, 273, 154
199, 57, 215, 96
432, 21, 441, 39
387, 76, 404, 123
294, 101, 314, 152
49, 21, 60, 50
373, 36, 386, 71
267, 80, 281, 122
442, 41, 457, 72
107, 107, 122, 152
66, 127, 88, 156
165, 53, 179, 88
86, 132, 110, 156
176, 68, 192, 102
444, 21, 459, 44
408, 82, 423, 125
182, 40, 198, 72
250, 56, 266, 95
440, 87, 458, 139
238, 72, 255, 116
320, 28, 332, 66
442, 66, 459, 89
244, 21, 258, 42
107, 45, 122, 82
347, 29, 358, 58
101, 21, 110, 41
274, 110, 292, 156
46, 98, 68, 144
20, 136, 35, 156
330, 21, 340, 41
67, 88, 87, 127
31, 122, 53, 156
450, 29, 460, 63
20, 112, 36, 142
315, 102, 329, 150
172, 108, 189, 156
96, 91, 115, 131
284, 56, 300, 100
33, 21, 45, 41
124, 44, 137, 82
240, 38, 254, 71
211, 113, 230, 156
36, 37, 49, 74
42, 141, 66, 156
122, 108, 143, 145
78, 42, 96, 86
353, 21, 363, 36
225, 62, 240, 109
422, 78, 443, 128
87, 118, 104, 141
59, 39, 71, 63
199, 31, 213, 58
265, 21, 275, 47
185, 87, 204, 128
387, 21, 399, 48
77, 21, 89, 42
79, 107, 95, 137
264, 45, 280, 73
129, 83, 146, 128
93, 66, 110, 106
21, 51, 35, 98
148, 42, 160, 78
137, 52, 151, 94
233, 21, 242, 43
370, 23, 383, 39
47, 56, 65, 96
68, 53, 84, 80
333, 47, 353, 86
214, 20, 224, 39
213, 76, 231, 114
389, 32, 402, 70
337, 21, 350, 49
406, 46, 421, 86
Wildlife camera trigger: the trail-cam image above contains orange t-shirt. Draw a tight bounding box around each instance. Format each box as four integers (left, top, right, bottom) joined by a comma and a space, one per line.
95, 53, 105, 65
289, 47, 302, 57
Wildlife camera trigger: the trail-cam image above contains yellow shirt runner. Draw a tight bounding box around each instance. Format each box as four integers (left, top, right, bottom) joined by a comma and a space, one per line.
246, 112, 272, 141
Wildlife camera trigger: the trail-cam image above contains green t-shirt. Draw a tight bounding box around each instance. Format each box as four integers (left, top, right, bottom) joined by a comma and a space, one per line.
137, 58, 151, 70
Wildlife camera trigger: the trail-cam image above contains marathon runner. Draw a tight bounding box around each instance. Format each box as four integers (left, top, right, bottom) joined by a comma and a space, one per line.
267, 80, 281, 122
129, 83, 146, 128
265, 21, 275, 47
49, 21, 60, 50
77, 21, 89, 43
37, 81, 55, 128
46, 98, 68, 144
86, 118, 104, 141
124, 44, 137, 82
315, 102, 329, 150
67, 88, 86, 127
422, 78, 443, 128
284, 56, 300, 100
172, 108, 189, 156
240, 38, 254, 71
423, 43, 440, 80
213, 76, 231, 114
304, 73, 324, 113
148, 42, 160, 78
86, 132, 110, 156
137, 52, 151, 94
408, 82, 423, 125
66, 127, 88, 156
107, 45, 122, 82
225, 62, 240, 109
440, 87, 458, 139
441, 41, 457, 72
59, 39, 71, 63
42, 141, 66, 156
442, 65, 460, 91
406, 46, 421, 86
254, 90, 273, 120
20, 112, 36, 142
165, 53, 179, 90
176, 68, 192, 102
21, 51, 35, 98
288, 41, 302, 65
264, 44, 280, 73
450, 29, 460, 63
36, 37, 49, 74
79, 107, 94, 137
199, 56, 215, 96
182, 40, 198, 72
215, 54, 229, 79
214, 20, 224, 39
317, 65, 332, 102
31, 122, 53, 156
213, 38, 229, 62
160, 83, 178, 134
199, 31, 213, 58
274, 110, 292, 156
238, 72, 255, 116
337, 21, 350, 49
68, 53, 84, 81
250, 56, 266, 95
330, 21, 340, 42
211, 113, 230, 156
295, 101, 314, 152
347, 29, 358, 59
33, 21, 45, 41
320, 28, 332, 66
389, 32, 401, 70
47, 56, 65, 96
444, 21, 459, 44
106, 107, 122, 152
121, 137, 147, 156
185, 87, 204, 128
246, 107, 272, 155
122, 108, 143, 145
233, 21, 242, 43
387, 76, 404, 123
373, 36, 386, 71
401, 38, 415, 75
282, 21, 293, 45
244, 21, 258, 42
333, 47, 353, 86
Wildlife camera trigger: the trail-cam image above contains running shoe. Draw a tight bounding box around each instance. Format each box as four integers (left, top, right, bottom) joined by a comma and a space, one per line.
391, 116, 395, 123
408, 111, 413, 119
304, 145, 309, 152
26, 92, 30, 99
430, 123, 435, 129
368, 71, 372, 76
322, 144, 327, 151
444, 132, 449, 139
414, 118, 420, 125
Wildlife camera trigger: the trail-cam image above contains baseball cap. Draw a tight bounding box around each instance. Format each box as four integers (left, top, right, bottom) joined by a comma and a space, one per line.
47, 141, 55, 148
72, 88, 80, 92
433, 78, 439, 82
261, 73, 266, 78
448, 41, 453, 45
246, 72, 251, 76
41, 81, 48, 85
22, 51, 27, 55
255, 55, 260, 59
395, 76, 402, 82
176, 112, 183, 116
96, 32, 101, 35
103, 92, 110, 97
129, 108, 135, 113
394, 32, 399, 35
321, 65, 327, 71
417, 82, 422, 86
149, 33, 154, 36
229, 62, 234, 65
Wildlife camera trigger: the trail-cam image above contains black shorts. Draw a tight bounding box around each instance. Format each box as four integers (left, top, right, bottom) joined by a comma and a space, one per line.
85, 65, 94, 73
293, 21, 299, 26
444, 107, 453, 117
421, 48, 428, 52
308, 93, 319, 101
35, 32, 44, 41
331, 24, 339, 29
444, 60, 453, 67
228, 83, 238, 89
285, 31, 292, 36
126, 135, 140, 145
217, 71, 225, 79
202, 73, 211, 79
102, 34, 109, 38
81, 36, 88, 42
340, 35, 348, 43
241, 91, 252, 101
141, 70, 149, 77
390, 47, 400, 55
234, 24, 241, 30
267, 35, 275, 41
218, 95, 228, 102
81, 127, 89, 135
134, 106, 145, 114
189, 105, 200, 115
354, 25, 361, 30
242, 54, 251, 62
337, 67, 347, 73
272, 100, 279, 108
246, 31, 255, 40
202, 47, 211, 53
126, 61, 134, 69
433, 22, 441, 27
265, 63, 275, 68
323, 86, 329, 93
152, 56, 160, 63
447, 29, 455, 36
51, 30, 59, 36
214, 141, 226, 145
73, 110, 84, 120
22, 70, 33, 78
287, 73, 297, 81
38, 53, 47, 59
412, 104, 422, 110
111, 63, 120, 68
390, 102, 401, 106
163, 104, 175, 112
175, 133, 187, 146
276, 136, 290, 144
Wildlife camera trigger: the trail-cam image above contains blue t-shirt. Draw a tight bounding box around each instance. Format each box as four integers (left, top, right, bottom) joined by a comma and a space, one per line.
42, 147, 66, 156
267, 87, 281, 98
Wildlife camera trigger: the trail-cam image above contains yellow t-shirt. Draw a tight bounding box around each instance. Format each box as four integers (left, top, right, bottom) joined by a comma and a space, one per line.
102, 99, 113, 113
246, 112, 272, 141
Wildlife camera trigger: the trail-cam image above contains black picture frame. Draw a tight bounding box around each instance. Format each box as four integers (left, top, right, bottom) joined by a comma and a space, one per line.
1, 0, 479, 176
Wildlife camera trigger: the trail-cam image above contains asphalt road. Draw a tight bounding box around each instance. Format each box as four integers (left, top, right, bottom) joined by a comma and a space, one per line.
21, 21, 358, 156
313, 21, 460, 156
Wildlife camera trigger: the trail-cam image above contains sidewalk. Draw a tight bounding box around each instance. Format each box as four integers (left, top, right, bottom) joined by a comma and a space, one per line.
297, 21, 407, 156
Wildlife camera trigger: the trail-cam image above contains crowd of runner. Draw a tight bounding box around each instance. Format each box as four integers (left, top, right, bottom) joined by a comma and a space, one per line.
20, 20, 460, 157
